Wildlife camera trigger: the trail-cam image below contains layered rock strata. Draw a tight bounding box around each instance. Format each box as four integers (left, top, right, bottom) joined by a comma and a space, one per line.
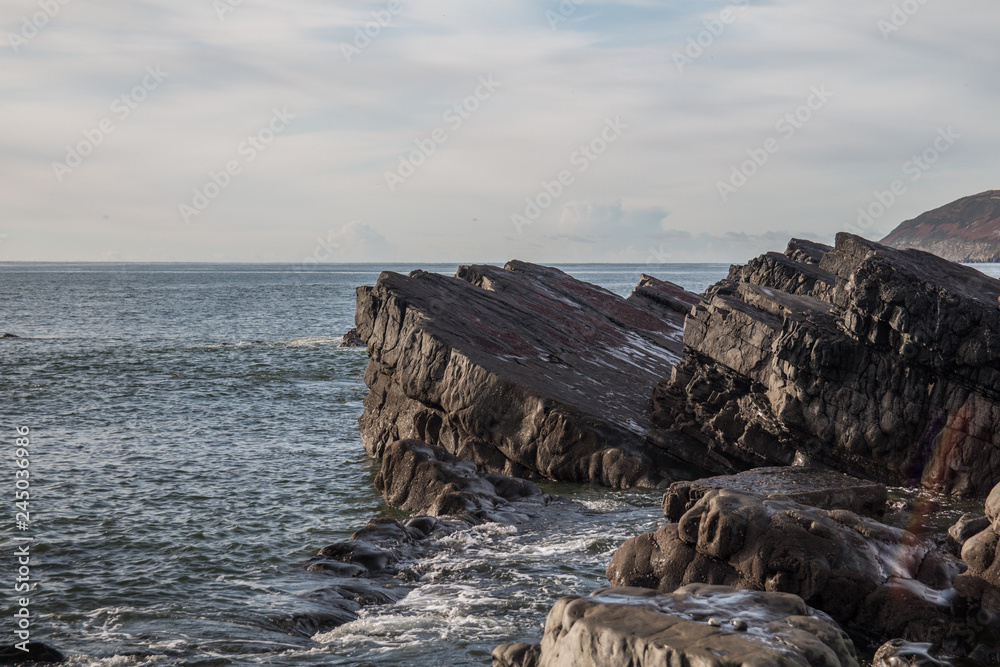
657, 233, 1000, 497
355, 261, 711, 488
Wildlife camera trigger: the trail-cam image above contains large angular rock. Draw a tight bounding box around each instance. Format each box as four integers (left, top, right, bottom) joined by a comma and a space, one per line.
657, 233, 1000, 497
608, 485, 978, 649
355, 261, 713, 488
493, 584, 860, 667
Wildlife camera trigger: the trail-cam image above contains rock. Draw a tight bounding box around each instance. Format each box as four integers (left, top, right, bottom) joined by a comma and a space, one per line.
949, 514, 991, 550
374, 438, 548, 522
355, 261, 713, 489
0, 643, 64, 663
881, 190, 1000, 263
657, 233, 1000, 497
662, 466, 888, 520
293, 449, 556, 637
288, 516, 444, 634
608, 486, 976, 648
986, 483, 1000, 525
625, 274, 701, 325
873, 640, 953, 666
492, 643, 541, 667
339, 328, 365, 347
961, 526, 1000, 588
494, 584, 860, 667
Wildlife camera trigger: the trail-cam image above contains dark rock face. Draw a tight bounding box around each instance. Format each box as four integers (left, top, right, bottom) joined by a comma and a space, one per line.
881, 190, 1000, 263
493, 584, 860, 667
608, 483, 978, 649
355, 261, 710, 488
374, 439, 548, 523
662, 466, 888, 519
657, 232, 1000, 497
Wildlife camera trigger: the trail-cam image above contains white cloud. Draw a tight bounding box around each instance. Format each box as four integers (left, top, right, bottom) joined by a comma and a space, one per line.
0, 0, 997, 262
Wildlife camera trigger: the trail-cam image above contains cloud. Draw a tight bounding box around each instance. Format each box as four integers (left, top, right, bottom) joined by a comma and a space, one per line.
302, 221, 392, 263
0, 0, 997, 262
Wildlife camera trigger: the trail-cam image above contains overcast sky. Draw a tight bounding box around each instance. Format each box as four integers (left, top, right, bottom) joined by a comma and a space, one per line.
1, 0, 996, 263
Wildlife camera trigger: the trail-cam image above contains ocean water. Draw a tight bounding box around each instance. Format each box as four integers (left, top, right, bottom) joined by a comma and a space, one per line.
0, 262, 730, 666
4, 260, 998, 665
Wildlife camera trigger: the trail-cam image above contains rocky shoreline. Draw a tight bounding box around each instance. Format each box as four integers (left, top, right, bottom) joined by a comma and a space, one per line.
296, 233, 1000, 665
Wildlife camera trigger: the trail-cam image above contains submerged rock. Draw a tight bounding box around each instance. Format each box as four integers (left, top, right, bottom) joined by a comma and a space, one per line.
493, 584, 860, 667
0, 643, 64, 663
375, 438, 548, 522
656, 233, 1000, 497
355, 261, 710, 488
608, 482, 977, 649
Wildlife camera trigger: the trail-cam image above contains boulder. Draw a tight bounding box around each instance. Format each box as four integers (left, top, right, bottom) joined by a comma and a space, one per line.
949, 514, 991, 551
355, 261, 713, 488
493, 584, 860, 667
374, 438, 548, 522
662, 466, 888, 520
657, 233, 1000, 497
339, 328, 365, 347
608, 486, 977, 649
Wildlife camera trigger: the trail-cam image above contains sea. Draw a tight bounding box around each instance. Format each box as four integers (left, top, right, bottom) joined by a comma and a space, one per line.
2, 261, 997, 666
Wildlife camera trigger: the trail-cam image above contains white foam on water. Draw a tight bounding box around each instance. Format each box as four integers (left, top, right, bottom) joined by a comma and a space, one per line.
285, 336, 343, 348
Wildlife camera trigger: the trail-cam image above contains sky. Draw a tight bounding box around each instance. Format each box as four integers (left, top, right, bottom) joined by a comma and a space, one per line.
0, 0, 997, 264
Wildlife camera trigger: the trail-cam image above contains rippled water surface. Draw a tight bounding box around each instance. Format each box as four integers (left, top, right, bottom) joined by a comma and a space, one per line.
3, 260, 990, 665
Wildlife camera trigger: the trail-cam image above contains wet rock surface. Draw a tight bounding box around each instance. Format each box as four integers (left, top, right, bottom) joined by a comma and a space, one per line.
608, 482, 979, 650
662, 465, 888, 519
338, 328, 365, 347
656, 233, 1000, 497
355, 260, 709, 488
289, 440, 565, 637
493, 584, 860, 667
375, 438, 549, 522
